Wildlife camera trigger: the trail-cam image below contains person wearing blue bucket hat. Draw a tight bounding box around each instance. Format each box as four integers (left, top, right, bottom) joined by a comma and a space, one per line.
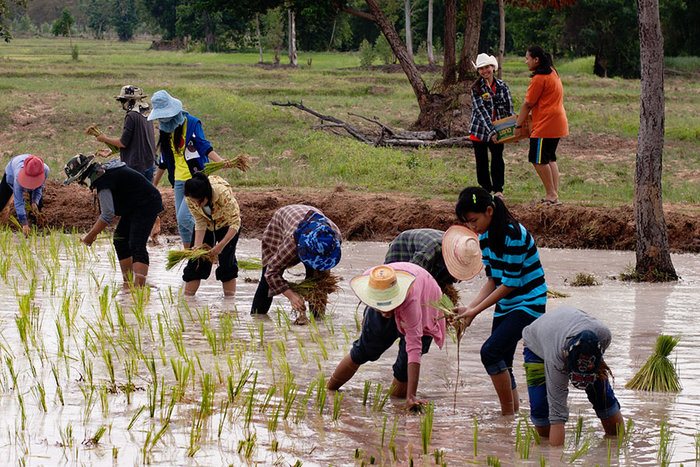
148, 90, 229, 248
251, 204, 342, 323
521, 306, 624, 446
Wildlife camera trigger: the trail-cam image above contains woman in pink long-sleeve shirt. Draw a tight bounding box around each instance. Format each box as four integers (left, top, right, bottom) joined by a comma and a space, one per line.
327, 262, 445, 409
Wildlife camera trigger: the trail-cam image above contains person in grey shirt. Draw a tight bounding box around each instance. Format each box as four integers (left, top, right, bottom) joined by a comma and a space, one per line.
522, 305, 624, 446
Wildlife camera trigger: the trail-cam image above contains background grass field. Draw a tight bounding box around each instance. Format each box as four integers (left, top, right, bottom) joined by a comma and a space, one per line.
1, 38, 698, 209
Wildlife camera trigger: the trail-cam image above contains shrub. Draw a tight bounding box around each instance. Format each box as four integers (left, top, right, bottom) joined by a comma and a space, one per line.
359, 39, 375, 67
374, 35, 393, 65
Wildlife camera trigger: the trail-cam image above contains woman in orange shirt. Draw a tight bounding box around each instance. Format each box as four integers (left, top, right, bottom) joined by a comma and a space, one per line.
515, 46, 568, 205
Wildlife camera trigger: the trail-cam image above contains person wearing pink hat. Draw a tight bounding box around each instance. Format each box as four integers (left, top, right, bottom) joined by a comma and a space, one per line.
0, 154, 50, 234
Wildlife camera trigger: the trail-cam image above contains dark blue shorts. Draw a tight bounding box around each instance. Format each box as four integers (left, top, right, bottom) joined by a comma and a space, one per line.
182, 226, 239, 283
528, 138, 560, 164
524, 347, 621, 427
350, 306, 432, 383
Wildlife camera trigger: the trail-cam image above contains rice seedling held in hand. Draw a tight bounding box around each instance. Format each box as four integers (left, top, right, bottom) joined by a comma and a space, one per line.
626, 335, 681, 392
287, 271, 341, 323
238, 257, 263, 270
428, 293, 464, 411
85, 125, 120, 153
165, 247, 211, 271
202, 153, 251, 175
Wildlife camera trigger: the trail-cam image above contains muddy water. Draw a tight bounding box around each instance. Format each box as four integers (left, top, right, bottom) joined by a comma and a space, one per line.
0, 233, 699, 466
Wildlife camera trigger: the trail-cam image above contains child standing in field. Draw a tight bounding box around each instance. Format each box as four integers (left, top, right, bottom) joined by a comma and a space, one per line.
514, 46, 568, 205
522, 306, 624, 446
469, 53, 514, 200
452, 186, 547, 415
182, 172, 241, 297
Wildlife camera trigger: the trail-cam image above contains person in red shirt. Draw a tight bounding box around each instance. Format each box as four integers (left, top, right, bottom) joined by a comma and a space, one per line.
515, 46, 569, 205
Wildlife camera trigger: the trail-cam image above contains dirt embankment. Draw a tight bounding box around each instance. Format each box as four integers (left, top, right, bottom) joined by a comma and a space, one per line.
4, 180, 700, 253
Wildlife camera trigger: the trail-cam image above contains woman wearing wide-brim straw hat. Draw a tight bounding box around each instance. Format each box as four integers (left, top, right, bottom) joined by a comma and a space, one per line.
450, 186, 548, 416
328, 262, 454, 410
441, 225, 483, 281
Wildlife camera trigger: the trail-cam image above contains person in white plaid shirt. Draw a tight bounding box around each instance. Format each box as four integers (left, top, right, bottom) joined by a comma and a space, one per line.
469, 54, 514, 200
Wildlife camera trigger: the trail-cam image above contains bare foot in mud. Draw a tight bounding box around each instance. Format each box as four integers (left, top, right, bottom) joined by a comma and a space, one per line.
293, 314, 310, 325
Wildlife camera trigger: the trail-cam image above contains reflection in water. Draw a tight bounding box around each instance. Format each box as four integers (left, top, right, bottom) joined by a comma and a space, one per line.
0, 233, 698, 465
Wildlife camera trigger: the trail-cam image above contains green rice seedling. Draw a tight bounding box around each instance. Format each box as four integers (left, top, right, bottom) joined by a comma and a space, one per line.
569, 272, 601, 287
51, 363, 64, 406
271, 439, 279, 452
546, 289, 569, 298
626, 335, 682, 392
380, 416, 388, 447
244, 372, 258, 428
618, 418, 633, 453
362, 381, 371, 406
420, 402, 434, 454
127, 406, 145, 431
100, 385, 109, 418
268, 401, 282, 432
218, 400, 230, 438
202, 372, 217, 419
147, 380, 158, 418
295, 381, 317, 423
238, 257, 263, 270
237, 432, 257, 460
166, 247, 210, 270
103, 348, 115, 387
233, 366, 252, 401
59, 423, 74, 449
371, 382, 383, 410
569, 434, 594, 462
83, 426, 107, 446
187, 409, 205, 457
282, 383, 298, 420
658, 421, 674, 466
202, 152, 251, 175
259, 386, 277, 414
574, 416, 584, 446
695, 431, 700, 462
316, 374, 328, 416
374, 383, 395, 412
434, 449, 446, 465
85, 125, 120, 152
33, 382, 47, 412
295, 335, 308, 363
428, 293, 463, 411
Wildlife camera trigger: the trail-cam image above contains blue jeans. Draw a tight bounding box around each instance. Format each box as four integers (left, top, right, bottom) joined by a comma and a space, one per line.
141, 166, 156, 183
524, 347, 621, 427
481, 308, 537, 389
174, 180, 195, 245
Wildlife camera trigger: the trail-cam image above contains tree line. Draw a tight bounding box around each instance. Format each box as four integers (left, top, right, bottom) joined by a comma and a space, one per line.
3, 0, 698, 78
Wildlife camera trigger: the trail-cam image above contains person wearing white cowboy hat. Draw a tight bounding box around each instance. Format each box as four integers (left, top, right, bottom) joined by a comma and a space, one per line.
0, 154, 50, 235
148, 89, 230, 248
452, 186, 548, 416
89, 85, 158, 183
327, 262, 445, 410
469, 53, 514, 201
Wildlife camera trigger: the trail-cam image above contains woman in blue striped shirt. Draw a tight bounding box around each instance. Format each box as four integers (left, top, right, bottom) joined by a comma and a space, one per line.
452, 186, 547, 415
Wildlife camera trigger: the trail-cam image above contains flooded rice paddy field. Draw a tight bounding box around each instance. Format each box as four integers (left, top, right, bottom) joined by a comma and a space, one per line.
1, 229, 699, 466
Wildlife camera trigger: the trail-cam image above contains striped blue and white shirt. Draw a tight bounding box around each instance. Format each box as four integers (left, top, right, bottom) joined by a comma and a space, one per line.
479, 222, 547, 318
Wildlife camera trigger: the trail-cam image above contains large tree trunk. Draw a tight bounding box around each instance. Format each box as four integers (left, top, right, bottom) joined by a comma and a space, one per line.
443, 0, 457, 84
203, 10, 215, 51
404, 0, 414, 61
288, 10, 298, 66
256, 13, 264, 64
497, 0, 505, 79
427, 0, 434, 66
364, 0, 430, 112
458, 0, 484, 81
634, 0, 677, 281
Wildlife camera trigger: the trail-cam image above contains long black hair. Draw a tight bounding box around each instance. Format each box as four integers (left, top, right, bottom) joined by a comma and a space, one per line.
527, 45, 554, 76
455, 186, 518, 257
184, 171, 213, 203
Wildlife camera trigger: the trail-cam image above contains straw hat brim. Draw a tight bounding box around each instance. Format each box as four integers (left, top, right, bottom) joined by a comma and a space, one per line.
442, 225, 483, 281
350, 270, 416, 312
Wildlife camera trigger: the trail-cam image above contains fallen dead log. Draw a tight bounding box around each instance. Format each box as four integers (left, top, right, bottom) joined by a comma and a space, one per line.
271, 100, 472, 148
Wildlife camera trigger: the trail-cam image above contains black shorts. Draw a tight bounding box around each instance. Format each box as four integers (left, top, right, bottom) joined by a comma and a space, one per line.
182, 226, 239, 283
350, 306, 432, 383
528, 138, 560, 164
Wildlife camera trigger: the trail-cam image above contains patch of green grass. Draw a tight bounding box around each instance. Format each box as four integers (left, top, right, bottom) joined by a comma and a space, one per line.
569, 272, 601, 287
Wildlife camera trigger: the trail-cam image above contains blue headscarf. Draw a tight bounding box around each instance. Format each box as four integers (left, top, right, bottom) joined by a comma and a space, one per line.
295, 213, 341, 271
158, 111, 186, 133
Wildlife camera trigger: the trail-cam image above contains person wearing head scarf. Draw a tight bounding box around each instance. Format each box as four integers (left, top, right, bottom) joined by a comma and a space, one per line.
63, 154, 163, 287
147, 90, 230, 248
90, 85, 157, 182
251, 204, 342, 323
0, 154, 49, 235
522, 306, 624, 446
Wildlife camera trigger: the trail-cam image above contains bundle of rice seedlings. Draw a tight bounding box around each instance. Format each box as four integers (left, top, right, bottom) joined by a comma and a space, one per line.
288, 271, 341, 317
238, 257, 263, 270
428, 293, 464, 411
165, 248, 210, 271
626, 335, 681, 392
85, 125, 120, 153
202, 153, 251, 175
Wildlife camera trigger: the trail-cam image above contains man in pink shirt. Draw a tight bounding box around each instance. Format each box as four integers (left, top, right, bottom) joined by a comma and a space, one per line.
327, 262, 445, 409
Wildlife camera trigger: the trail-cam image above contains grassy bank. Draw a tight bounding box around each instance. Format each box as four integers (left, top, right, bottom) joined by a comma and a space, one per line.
1, 38, 698, 208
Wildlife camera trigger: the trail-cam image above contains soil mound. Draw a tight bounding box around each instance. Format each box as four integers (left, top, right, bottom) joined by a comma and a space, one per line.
3, 180, 699, 253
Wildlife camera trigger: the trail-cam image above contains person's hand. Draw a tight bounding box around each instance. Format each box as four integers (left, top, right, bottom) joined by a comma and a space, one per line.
224, 159, 232, 168
491, 134, 499, 144
406, 395, 427, 411
286, 290, 307, 313
96, 134, 106, 143
22, 224, 31, 235
96, 147, 112, 158
207, 245, 221, 263
31, 202, 39, 213
453, 306, 478, 327
81, 235, 95, 246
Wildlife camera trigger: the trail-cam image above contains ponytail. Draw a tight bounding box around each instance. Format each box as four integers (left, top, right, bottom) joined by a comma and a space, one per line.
455, 186, 518, 256
527, 45, 554, 76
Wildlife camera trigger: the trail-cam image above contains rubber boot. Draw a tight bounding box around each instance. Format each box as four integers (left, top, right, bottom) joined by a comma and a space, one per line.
490, 371, 516, 415
327, 354, 360, 390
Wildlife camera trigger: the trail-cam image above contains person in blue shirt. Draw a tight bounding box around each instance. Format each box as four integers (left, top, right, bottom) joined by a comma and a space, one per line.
148, 90, 229, 247
452, 186, 547, 416
0, 154, 50, 234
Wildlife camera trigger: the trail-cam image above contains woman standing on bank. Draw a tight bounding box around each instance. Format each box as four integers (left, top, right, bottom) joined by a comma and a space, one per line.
469, 53, 514, 200
514, 46, 568, 205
